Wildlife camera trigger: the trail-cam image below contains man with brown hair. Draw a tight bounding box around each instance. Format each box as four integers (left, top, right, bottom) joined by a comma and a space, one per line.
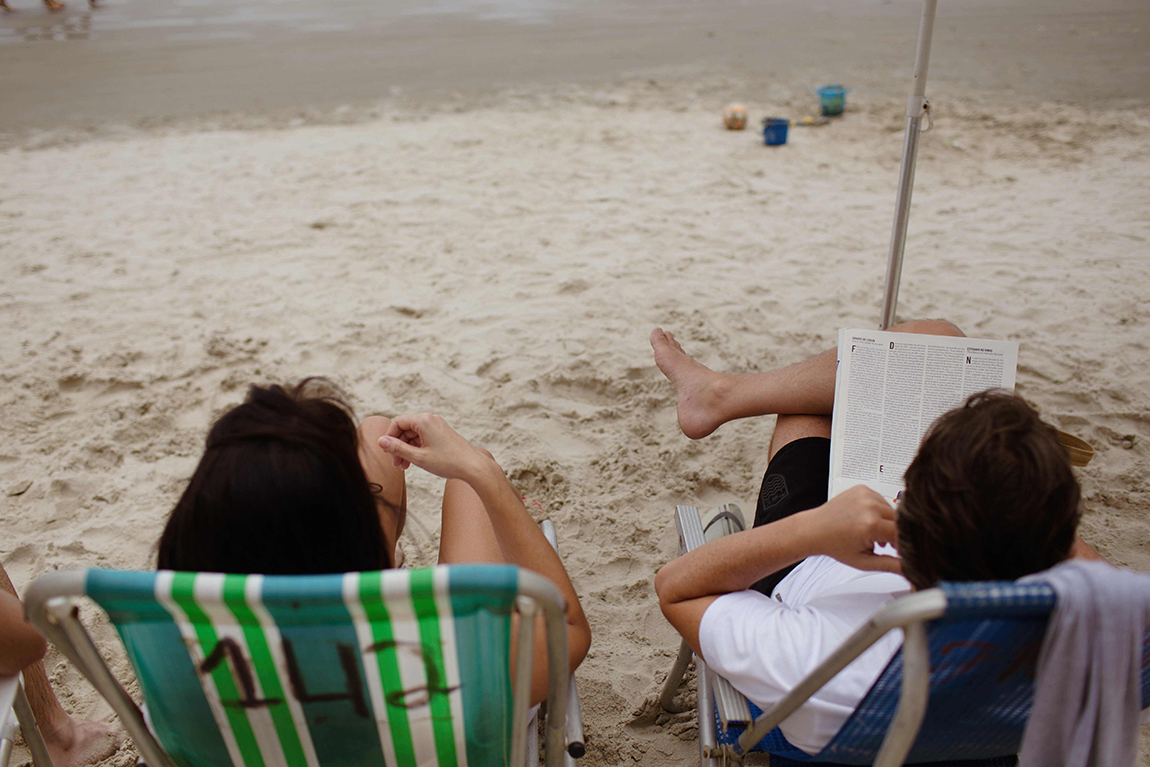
651, 319, 1099, 755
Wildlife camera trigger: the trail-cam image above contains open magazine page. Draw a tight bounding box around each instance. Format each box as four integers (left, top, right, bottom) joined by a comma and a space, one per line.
828, 329, 1019, 502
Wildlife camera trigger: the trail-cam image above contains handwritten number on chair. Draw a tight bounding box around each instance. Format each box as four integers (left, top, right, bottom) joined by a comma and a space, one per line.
938, 641, 995, 675
198, 637, 456, 714
200, 638, 283, 709
365, 639, 461, 709
996, 640, 1041, 683
282, 639, 370, 717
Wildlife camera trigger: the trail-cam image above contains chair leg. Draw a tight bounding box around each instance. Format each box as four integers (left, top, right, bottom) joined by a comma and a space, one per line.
12, 684, 54, 767
0, 720, 13, 767
563, 675, 584, 763
660, 640, 694, 714
696, 660, 720, 767
526, 707, 540, 767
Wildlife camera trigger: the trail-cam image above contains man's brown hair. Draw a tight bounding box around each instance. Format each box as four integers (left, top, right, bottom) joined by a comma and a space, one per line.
897, 390, 1080, 590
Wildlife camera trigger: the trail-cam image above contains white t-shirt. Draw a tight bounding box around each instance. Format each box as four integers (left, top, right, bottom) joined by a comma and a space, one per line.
697, 551, 911, 755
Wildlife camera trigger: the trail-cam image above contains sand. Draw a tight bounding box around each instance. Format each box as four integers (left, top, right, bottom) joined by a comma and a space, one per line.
2, 66, 1150, 764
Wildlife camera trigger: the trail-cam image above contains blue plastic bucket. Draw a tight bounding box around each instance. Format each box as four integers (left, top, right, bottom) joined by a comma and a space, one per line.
762, 118, 789, 146
817, 85, 847, 116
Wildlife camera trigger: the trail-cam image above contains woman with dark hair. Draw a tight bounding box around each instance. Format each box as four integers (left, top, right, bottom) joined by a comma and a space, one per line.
158, 380, 591, 705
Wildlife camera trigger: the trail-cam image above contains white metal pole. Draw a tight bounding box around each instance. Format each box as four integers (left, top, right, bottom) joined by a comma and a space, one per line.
879, 0, 938, 330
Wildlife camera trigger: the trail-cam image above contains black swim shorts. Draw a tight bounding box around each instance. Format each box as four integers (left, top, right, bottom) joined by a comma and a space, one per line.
748, 436, 831, 597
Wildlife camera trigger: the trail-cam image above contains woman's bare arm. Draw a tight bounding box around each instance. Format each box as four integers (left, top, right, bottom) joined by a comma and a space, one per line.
380, 413, 591, 704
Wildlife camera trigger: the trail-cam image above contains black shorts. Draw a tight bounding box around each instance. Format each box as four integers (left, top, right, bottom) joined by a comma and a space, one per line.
748, 436, 831, 597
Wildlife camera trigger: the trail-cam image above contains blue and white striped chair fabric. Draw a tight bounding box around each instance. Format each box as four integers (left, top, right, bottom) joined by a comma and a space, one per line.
712, 580, 1150, 765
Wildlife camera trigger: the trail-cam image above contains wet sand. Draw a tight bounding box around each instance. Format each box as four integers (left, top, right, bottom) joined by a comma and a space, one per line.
1, 0, 1148, 134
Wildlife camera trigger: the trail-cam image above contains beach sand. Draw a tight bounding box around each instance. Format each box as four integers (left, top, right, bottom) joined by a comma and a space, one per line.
2, 8, 1150, 765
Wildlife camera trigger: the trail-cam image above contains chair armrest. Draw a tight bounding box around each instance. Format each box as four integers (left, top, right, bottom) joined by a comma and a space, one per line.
671, 506, 753, 729
26, 571, 176, 767
673, 503, 947, 758
539, 520, 584, 762
737, 589, 947, 751
674, 505, 706, 554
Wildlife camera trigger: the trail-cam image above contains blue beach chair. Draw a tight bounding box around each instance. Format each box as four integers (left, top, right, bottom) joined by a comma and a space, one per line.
660, 505, 1150, 767
25, 561, 582, 767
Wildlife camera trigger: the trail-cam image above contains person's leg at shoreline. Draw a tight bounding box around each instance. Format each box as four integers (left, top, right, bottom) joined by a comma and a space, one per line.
650, 319, 965, 439
0, 563, 121, 767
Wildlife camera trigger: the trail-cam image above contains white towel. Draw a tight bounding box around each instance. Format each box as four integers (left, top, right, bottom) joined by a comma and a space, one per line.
1019, 560, 1150, 767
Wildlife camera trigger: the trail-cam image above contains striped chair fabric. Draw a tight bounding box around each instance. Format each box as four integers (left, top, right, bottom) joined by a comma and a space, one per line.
713, 580, 1150, 766
87, 565, 521, 767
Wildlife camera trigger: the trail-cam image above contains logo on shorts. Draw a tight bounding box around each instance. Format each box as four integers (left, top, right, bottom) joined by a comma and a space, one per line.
760, 474, 788, 509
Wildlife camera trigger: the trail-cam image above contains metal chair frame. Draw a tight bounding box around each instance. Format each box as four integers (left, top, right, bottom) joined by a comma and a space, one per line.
1, 673, 55, 767
26, 547, 581, 767
660, 504, 951, 767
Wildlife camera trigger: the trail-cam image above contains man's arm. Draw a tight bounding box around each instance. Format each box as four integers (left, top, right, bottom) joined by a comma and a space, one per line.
654, 485, 901, 656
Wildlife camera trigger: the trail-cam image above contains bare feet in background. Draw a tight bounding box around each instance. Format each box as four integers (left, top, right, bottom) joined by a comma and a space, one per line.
44, 717, 123, 767
650, 327, 729, 439
0, 0, 69, 10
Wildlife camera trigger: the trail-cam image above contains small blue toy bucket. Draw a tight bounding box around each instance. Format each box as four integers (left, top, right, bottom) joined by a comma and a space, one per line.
762, 118, 789, 146
817, 85, 847, 116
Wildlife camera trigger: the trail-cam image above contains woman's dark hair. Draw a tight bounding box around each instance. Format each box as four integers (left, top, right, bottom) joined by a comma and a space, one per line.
158, 380, 389, 575
898, 390, 1081, 590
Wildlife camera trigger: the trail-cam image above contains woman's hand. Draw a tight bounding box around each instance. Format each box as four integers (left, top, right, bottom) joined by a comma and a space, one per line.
378, 413, 492, 482
802, 485, 902, 574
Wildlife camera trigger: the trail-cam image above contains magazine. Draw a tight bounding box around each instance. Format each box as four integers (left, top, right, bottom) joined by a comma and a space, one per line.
827, 329, 1019, 503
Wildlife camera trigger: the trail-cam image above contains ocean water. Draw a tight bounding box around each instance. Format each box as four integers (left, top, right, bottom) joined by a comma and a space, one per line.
0, 0, 574, 44
0, 0, 1145, 129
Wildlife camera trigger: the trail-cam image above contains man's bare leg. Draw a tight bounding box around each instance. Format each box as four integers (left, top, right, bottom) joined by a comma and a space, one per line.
43, 0, 65, 10
651, 319, 964, 439
767, 414, 832, 462
0, 1, 12, 13
0, 564, 121, 767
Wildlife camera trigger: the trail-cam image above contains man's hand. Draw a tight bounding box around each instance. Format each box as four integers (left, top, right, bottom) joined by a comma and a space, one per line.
379, 413, 491, 482
802, 485, 902, 574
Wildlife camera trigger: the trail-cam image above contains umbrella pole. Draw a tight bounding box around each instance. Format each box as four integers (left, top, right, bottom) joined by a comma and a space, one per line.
879, 0, 938, 330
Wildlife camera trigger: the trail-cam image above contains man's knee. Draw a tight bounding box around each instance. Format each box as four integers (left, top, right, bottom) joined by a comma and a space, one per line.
891, 319, 965, 338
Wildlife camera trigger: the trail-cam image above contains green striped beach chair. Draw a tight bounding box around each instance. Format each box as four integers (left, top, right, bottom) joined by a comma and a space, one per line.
25, 563, 581, 767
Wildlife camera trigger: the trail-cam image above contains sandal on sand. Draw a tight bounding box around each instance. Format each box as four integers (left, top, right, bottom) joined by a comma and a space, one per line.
701, 503, 746, 542
1056, 430, 1095, 467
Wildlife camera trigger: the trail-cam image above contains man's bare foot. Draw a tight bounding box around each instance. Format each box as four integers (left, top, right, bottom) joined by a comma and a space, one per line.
44, 717, 123, 767
43, 0, 64, 10
0, 0, 12, 11
650, 327, 730, 439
